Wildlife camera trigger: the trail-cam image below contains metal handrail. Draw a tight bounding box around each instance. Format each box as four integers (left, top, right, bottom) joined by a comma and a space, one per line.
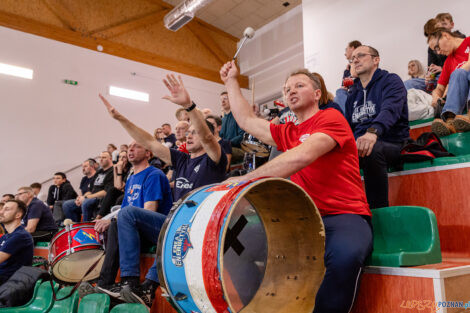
39, 156, 99, 185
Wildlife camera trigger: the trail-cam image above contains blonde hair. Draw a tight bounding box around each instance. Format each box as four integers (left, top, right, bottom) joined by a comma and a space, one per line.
408, 60, 425, 78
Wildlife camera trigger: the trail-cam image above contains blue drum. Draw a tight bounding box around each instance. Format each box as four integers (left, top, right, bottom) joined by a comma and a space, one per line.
157, 177, 325, 313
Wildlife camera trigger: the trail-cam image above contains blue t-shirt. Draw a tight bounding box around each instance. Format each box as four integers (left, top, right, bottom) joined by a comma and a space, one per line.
170, 149, 227, 201
121, 166, 173, 216
218, 139, 232, 155
0, 225, 33, 280
22, 198, 58, 232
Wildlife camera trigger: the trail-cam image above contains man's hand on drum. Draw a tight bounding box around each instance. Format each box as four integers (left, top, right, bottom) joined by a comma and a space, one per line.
220, 60, 239, 84
99, 94, 124, 120
95, 218, 111, 233
162, 74, 192, 109
222, 174, 248, 185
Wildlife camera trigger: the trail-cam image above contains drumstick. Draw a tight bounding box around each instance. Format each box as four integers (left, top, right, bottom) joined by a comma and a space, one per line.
63, 219, 73, 226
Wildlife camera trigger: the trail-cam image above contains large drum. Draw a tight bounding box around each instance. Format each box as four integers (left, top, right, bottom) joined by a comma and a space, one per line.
157, 178, 325, 313
49, 222, 104, 283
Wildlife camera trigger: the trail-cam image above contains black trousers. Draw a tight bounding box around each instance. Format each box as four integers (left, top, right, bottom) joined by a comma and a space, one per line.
98, 220, 120, 287
359, 140, 402, 209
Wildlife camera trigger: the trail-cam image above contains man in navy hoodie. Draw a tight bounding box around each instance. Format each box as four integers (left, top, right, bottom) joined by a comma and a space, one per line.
345, 45, 409, 209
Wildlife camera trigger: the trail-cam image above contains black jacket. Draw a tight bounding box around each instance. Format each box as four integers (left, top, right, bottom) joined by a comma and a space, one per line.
46, 180, 77, 206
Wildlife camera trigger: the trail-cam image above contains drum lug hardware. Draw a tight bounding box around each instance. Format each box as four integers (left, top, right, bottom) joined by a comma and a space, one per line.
183, 200, 197, 207
174, 292, 188, 301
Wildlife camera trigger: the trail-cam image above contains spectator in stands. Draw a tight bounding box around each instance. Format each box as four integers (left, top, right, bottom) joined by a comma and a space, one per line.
424, 18, 446, 91
81, 141, 172, 305
99, 73, 227, 306
175, 120, 190, 153
96, 150, 132, 219
46, 172, 77, 209
0, 200, 33, 285
153, 128, 164, 142
404, 60, 426, 91
207, 114, 232, 170
219, 60, 372, 313
220, 91, 245, 164
428, 29, 470, 136
161, 123, 176, 148
16, 187, 58, 242
175, 107, 190, 122
30, 182, 42, 198
435, 13, 466, 38
107, 144, 119, 163
335, 40, 362, 112
0, 195, 14, 205
344, 45, 409, 209
63, 152, 114, 222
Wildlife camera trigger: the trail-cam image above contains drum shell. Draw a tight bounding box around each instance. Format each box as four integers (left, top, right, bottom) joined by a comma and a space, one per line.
157, 177, 325, 313
49, 222, 104, 283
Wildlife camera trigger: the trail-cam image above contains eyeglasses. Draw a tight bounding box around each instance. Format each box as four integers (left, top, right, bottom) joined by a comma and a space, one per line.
185, 130, 197, 137
15, 191, 28, 197
349, 53, 378, 63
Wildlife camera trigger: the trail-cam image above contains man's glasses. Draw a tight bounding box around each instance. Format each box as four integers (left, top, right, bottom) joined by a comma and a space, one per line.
349, 53, 378, 63
15, 191, 28, 197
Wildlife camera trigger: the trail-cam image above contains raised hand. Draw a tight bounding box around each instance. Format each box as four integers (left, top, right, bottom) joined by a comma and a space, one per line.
162, 74, 191, 108
219, 60, 239, 84
99, 94, 123, 120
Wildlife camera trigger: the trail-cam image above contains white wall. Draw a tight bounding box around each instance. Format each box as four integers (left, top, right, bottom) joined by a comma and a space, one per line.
302, 0, 470, 93
238, 4, 304, 104
0, 26, 249, 195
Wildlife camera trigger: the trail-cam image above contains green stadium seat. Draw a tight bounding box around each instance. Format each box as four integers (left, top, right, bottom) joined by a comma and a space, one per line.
440, 132, 470, 156
0, 281, 58, 312
48, 286, 79, 313
77, 293, 110, 313
110, 303, 148, 313
367, 206, 442, 267
35, 242, 49, 248
409, 118, 434, 127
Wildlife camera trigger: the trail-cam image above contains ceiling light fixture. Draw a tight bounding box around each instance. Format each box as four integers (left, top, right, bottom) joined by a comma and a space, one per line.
109, 86, 149, 102
164, 0, 214, 31
0, 62, 33, 79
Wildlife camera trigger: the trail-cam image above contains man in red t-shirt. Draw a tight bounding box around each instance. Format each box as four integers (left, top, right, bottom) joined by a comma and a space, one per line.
428, 29, 470, 136
220, 61, 372, 313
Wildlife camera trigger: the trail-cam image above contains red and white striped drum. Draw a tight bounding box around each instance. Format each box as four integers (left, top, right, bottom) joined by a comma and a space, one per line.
157, 177, 325, 313
49, 222, 104, 283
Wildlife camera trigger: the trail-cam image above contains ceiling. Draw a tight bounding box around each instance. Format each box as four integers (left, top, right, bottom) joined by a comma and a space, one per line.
164, 0, 302, 38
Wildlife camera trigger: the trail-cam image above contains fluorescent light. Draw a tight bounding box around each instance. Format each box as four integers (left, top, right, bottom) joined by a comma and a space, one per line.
0, 63, 33, 79
109, 86, 149, 102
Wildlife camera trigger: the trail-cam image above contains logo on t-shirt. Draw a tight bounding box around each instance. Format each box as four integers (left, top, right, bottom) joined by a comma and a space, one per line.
94, 173, 106, 186
299, 134, 311, 142
465, 46, 470, 54
194, 165, 200, 173
175, 177, 194, 190
127, 184, 142, 205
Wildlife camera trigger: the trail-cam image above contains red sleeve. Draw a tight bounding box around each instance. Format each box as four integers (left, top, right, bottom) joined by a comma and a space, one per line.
270, 123, 288, 152
311, 109, 350, 148
437, 58, 452, 86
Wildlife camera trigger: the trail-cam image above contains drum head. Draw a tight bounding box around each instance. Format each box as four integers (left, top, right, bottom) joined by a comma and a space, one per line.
220, 178, 325, 313
241, 141, 270, 157
52, 249, 104, 283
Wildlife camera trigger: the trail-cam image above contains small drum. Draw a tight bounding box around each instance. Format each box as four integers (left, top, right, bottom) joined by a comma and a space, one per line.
49, 222, 104, 283
241, 133, 271, 157
157, 178, 325, 313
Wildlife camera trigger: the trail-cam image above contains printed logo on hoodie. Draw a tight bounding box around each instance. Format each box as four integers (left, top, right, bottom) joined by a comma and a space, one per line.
352, 100, 376, 124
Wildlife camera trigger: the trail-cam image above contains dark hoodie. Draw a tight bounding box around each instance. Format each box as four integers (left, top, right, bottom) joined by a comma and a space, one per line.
46, 180, 78, 206
345, 68, 409, 143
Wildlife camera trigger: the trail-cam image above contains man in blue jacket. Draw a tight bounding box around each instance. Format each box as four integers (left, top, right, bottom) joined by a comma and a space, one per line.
220, 91, 245, 163
345, 45, 409, 209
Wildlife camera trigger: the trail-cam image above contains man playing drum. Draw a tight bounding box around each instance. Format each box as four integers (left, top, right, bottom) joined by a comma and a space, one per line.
220, 61, 373, 313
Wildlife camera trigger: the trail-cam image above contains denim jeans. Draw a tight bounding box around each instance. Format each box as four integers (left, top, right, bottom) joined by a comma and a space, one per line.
404, 78, 426, 91
117, 205, 167, 282
334, 88, 348, 114
62, 198, 100, 222
314, 214, 373, 313
442, 69, 470, 118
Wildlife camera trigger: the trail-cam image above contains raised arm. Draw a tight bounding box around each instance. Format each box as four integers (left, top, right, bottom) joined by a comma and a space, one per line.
220, 61, 276, 146
162, 74, 222, 164
99, 94, 171, 165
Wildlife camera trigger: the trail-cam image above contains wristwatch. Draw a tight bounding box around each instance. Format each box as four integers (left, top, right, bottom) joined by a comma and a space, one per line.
366, 127, 378, 135
185, 101, 197, 112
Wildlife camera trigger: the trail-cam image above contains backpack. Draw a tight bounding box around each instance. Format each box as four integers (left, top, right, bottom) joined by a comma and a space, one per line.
400, 132, 453, 162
